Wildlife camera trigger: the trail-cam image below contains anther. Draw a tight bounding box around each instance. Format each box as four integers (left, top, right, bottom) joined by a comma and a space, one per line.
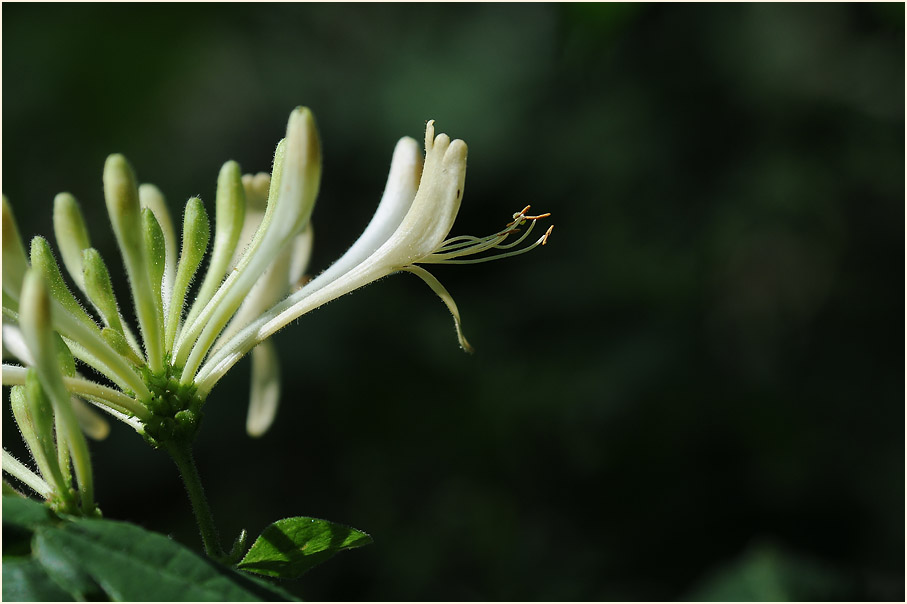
524, 212, 551, 221
513, 204, 532, 218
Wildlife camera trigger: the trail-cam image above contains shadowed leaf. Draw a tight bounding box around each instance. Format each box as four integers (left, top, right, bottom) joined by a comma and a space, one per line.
239, 516, 373, 579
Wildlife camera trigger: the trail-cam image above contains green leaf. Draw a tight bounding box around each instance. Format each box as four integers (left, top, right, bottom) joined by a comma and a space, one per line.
238, 516, 373, 578
2, 496, 52, 558
33, 530, 104, 600
2, 557, 73, 601
2, 494, 56, 532
2, 497, 296, 602
33, 519, 296, 601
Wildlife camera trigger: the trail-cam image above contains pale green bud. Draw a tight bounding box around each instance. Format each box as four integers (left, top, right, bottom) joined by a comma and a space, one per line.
2, 197, 30, 307
20, 271, 60, 391
165, 197, 210, 351
23, 370, 70, 493
30, 236, 98, 333
266, 138, 287, 212
20, 269, 95, 512
182, 162, 246, 333
175, 109, 321, 378
101, 327, 144, 367
81, 248, 124, 335
216, 161, 247, 251
53, 333, 77, 378
10, 383, 59, 494
52, 193, 92, 293
138, 183, 177, 299
270, 107, 321, 238
142, 207, 166, 306
103, 154, 143, 247
104, 153, 163, 372
16, 275, 75, 507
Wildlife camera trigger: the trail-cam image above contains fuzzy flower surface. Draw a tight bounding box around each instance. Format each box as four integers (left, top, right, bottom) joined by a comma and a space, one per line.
1, 108, 551, 510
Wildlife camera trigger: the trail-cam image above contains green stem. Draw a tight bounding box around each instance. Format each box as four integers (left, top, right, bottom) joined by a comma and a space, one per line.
165, 441, 225, 561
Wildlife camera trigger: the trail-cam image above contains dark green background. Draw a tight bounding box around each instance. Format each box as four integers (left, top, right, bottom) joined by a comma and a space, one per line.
3, 3, 903, 600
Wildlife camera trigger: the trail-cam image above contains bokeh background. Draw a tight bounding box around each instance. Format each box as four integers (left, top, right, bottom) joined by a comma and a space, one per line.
3, 3, 904, 601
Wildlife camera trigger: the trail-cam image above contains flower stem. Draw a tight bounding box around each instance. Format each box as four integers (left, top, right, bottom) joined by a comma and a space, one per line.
164, 441, 225, 561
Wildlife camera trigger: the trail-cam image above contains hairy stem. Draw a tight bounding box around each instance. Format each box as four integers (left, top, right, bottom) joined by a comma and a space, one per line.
165, 441, 225, 561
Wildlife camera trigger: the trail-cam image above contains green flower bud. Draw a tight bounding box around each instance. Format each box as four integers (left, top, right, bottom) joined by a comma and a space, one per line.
2, 197, 31, 307
52, 193, 92, 293
165, 197, 210, 351
139, 183, 177, 299
23, 365, 73, 508
142, 207, 167, 308
81, 248, 124, 335
174, 109, 320, 379
266, 138, 287, 211
10, 383, 58, 494
104, 153, 163, 372
101, 327, 145, 367
53, 332, 77, 378
20, 269, 95, 513
30, 236, 98, 333
183, 162, 246, 333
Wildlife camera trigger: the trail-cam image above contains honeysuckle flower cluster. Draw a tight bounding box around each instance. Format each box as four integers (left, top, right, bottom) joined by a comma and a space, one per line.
1, 107, 552, 517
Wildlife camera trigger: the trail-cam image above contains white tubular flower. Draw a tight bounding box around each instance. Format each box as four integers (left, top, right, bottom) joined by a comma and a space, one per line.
193, 120, 552, 398
2, 107, 552, 464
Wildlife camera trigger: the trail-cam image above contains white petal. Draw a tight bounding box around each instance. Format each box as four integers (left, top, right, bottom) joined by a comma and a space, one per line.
246, 339, 281, 437
195, 126, 466, 395
288, 223, 314, 287
2, 324, 33, 365
299, 135, 422, 297
230, 207, 265, 271
194, 137, 422, 391
209, 224, 301, 355
70, 396, 110, 440
376, 122, 467, 267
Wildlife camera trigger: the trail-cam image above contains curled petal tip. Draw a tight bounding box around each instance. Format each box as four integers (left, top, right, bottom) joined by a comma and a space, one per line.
446, 139, 468, 163
425, 120, 436, 149
432, 132, 451, 155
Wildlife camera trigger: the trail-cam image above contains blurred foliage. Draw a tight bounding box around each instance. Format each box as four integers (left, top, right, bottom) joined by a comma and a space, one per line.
2, 3, 903, 601
686, 541, 859, 601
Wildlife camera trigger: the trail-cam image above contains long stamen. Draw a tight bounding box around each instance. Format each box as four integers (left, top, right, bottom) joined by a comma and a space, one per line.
493, 220, 538, 250
423, 206, 552, 265
430, 231, 550, 265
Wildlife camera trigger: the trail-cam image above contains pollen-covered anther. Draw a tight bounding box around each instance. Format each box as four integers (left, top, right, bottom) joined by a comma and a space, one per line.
542, 225, 554, 245
507, 205, 551, 227
514, 204, 532, 216
526, 211, 552, 221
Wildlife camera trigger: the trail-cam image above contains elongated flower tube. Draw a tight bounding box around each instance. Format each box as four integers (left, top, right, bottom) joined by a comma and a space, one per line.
1, 106, 552, 478
193, 122, 552, 397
